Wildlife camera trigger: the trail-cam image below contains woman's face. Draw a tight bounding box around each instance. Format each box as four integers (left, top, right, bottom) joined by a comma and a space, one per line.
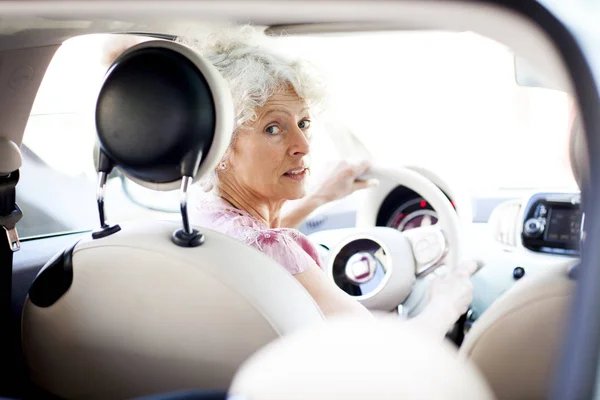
223, 89, 312, 202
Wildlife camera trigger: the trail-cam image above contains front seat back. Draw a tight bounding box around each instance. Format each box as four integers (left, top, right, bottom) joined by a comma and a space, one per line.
21, 39, 324, 400
459, 265, 575, 400
231, 318, 495, 399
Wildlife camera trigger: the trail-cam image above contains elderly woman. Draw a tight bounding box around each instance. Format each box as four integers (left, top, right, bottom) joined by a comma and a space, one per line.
102, 30, 475, 336
182, 28, 476, 336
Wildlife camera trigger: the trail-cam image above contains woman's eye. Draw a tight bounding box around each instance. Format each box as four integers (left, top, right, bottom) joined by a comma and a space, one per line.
298, 120, 311, 129
265, 125, 282, 135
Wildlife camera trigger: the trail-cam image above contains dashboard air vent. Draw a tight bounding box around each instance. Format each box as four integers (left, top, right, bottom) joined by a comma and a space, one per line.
306, 215, 328, 230
488, 199, 522, 247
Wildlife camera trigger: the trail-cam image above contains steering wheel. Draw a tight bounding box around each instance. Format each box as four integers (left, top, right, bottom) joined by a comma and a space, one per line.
318, 165, 464, 315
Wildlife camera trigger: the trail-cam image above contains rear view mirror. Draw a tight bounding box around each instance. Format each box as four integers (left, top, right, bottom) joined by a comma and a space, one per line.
514, 55, 565, 91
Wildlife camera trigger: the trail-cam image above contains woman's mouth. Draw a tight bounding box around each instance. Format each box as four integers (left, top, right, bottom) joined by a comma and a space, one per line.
283, 167, 309, 181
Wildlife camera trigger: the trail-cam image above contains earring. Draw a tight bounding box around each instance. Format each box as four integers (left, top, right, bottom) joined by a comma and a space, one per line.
219, 162, 227, 170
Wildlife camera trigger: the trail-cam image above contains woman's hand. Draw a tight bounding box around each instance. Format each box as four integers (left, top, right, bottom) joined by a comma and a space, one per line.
428, 260, 478, 324
407, 260, 478, 339
280, 160, 379, 228
311, 160, 379, 204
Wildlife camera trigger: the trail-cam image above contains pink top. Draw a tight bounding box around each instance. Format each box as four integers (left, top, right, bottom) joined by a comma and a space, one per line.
191, 194, 323, 275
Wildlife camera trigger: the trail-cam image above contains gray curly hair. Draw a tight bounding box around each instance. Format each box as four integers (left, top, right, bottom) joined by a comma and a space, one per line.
177, 26, 327, 190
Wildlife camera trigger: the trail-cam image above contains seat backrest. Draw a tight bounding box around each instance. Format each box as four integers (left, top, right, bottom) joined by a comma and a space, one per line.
459, 265, 574, 400
21, 39, 324, 399
230, 317, 496, 399
23, 221, 324, 399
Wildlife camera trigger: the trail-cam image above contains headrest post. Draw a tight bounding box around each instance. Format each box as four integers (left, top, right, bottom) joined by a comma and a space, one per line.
90, 172, 121, 239
172, 175, 204, 248
91, 149, 121, 239
91, 170, 121, 239
96, 171, 109, 229
180, 176, 193, 235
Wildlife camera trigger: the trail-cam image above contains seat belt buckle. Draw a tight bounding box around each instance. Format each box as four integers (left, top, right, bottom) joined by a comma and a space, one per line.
4, 226, 19, 252
1, 204, 22, 252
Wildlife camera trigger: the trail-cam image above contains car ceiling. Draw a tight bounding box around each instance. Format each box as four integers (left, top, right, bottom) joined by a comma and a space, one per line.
0, 0, 574, 148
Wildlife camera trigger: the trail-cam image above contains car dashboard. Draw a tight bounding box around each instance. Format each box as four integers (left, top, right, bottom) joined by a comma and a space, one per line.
301, 183, 581, 321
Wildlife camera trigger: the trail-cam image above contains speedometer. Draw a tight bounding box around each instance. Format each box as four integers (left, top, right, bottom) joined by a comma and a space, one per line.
387, 198, 439, 232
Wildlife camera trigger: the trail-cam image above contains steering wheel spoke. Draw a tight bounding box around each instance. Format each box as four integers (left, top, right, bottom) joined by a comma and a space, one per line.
402, 226, 448, 277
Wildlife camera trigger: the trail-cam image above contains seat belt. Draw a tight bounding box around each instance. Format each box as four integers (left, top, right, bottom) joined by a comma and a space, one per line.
0, 168, 22, 376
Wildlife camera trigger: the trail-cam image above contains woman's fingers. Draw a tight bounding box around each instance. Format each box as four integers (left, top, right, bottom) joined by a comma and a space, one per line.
352, 160, 372, 177
458, 259, 482, 276
428, 259, 479, 322
349, 160, 378, 192
352, 178, 379, 191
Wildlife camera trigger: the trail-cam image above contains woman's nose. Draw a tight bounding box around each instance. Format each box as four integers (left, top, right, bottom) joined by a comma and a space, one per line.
289, 126, 311, 157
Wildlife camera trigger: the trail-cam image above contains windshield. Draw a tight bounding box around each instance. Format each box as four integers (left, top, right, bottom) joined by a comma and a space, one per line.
275, 31, 577, 192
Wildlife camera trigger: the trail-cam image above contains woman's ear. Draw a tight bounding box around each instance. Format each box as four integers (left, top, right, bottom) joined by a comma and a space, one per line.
215, 152, 233, 183
221, 139, 237, 168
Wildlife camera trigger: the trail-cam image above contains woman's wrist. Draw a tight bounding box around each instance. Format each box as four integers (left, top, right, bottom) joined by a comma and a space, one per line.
280, 192, 329, 229
305, 191, 330, 210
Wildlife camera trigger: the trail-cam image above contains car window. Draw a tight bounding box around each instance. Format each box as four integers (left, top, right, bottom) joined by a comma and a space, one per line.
18, 34, 180, 239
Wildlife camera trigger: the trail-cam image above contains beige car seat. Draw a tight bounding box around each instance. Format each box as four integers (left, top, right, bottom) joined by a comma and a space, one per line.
229, 317, 496, 400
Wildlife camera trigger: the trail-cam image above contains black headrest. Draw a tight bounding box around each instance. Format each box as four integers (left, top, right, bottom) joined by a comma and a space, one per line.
95, 40, 233, 191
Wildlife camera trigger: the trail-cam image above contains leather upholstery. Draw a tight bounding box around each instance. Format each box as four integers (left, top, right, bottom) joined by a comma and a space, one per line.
459, 265, 575, 400
22, 221, 324, 399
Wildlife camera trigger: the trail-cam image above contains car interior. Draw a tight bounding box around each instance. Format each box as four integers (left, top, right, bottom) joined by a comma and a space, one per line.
0, 1, 599, 399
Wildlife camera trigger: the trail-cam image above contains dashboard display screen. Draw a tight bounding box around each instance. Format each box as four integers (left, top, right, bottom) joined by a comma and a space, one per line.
545, 207, 582, 243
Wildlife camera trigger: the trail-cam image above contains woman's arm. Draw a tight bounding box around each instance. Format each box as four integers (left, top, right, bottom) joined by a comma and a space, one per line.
294, 265, 372, 318
294, 260, 477, 340
280, 195, 327, 230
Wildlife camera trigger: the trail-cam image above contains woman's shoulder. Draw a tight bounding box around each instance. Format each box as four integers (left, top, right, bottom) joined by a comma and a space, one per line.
192, 193, 262, 231
248, 228, 322, 274
249, 228, 311, 252
191, 193, 322, 274
224, 225, 322, 275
